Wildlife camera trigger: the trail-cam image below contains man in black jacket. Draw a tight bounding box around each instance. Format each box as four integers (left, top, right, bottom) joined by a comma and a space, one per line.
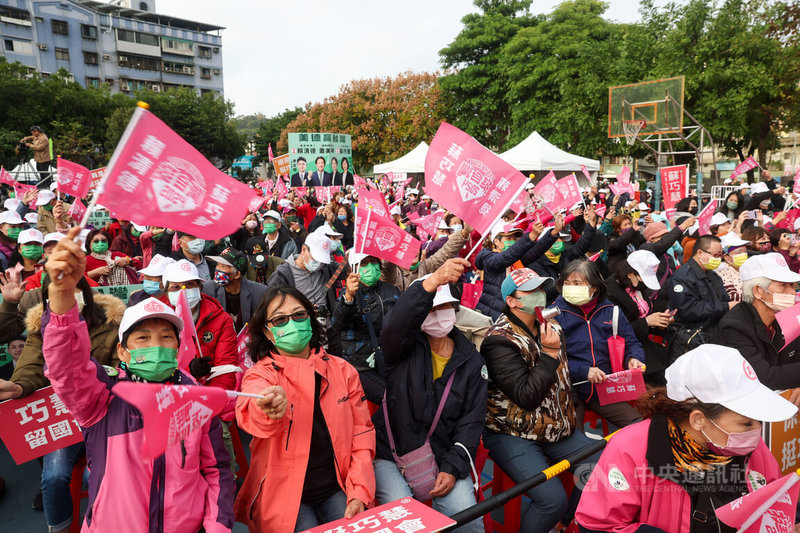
717, 252, 800, 403
202, 247, 266, 332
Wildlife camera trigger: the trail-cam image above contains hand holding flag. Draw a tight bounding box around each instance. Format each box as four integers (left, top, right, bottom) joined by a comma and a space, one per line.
715, 471, 800, 533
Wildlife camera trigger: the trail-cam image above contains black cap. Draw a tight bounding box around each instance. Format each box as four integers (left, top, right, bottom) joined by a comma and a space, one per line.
30, 126, 42, 133
245, 236, 268, 267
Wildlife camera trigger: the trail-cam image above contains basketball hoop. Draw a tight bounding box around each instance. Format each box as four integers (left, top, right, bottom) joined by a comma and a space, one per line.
622, 119, 646, 145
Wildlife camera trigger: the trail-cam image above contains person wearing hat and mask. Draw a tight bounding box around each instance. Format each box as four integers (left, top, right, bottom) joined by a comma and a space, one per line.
330, 250, 400, 402
374, 259, 487, 532
403, 188, 420, 216
244, 236, 285, 284
314, 222, 346, 263
713, 233, 751, 302
127, 254, 175, 306
0, 210, 25, 269
481, 268, 600, 532
203, 247, 266, 332
282, 206, 308, 249
39, 226, 234, 532
639, 216, 696, 306
716, 253, 800, 396
576, 344, 797, 533
389, 203, 405, 228
34, 190, 72, 235
709, 212, 732, 237
417, 194, 433, 217
257, 209, 297, 260
20, 126, 53, 180
11, 228, 45, 282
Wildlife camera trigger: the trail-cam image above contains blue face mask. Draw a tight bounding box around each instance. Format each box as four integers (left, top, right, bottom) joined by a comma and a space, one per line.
338, 214, 347, 221
142, 280, 161, 295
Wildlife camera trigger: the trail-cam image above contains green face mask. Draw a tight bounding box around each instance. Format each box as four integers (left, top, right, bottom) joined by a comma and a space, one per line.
409, 261, 420, 272
502, 240, 517, 251
91, 241, 109, 253
263, 223, 278, 235
726, 201, 738, 211
125, 346, 178, 382
517, 291, 547, 315
131, 229, 142, 237
20, 244, 43, 260
269, 318, 313, 354
360, 263, 381, 286
43, 204, 53, 211
286, 216, 299, 224
6, 227, 21, 241
550, 241, 565, 255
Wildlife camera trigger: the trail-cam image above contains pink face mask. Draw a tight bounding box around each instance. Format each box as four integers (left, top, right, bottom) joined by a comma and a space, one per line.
421, 308, 456, 339
702, 418, 762, 456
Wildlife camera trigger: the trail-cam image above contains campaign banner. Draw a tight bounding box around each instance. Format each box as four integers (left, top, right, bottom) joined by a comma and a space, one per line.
87, 208, 111, 229
555, 174, 583, 211
56, 157, 92, 199
580, 164, 591, 181
696, 202, 716, 235
299, 497, 455, 533
67, 198, 87, 222
424, 122, 528, 236
617, 165, 631, 186
596, 369, 645, 406
288, 132, 353, 187
97, 107, 258, 240
0, 386, 83, 465
275, 178, 289, 200
173, 289, 199, 370
272, 153, 291, 178
776, 209, 800, 230
660, 165, 689, 210
730, 156, 760, 181
532, 171, 564, 210
414, 211, 444, 240
355, 210, 421, 269
715, 472, 799, 532
92, 284, 144, 304
87, 167, 106, 192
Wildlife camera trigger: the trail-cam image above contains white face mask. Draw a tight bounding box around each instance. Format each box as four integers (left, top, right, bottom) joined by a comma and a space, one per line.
421, 308, 457, 338
167, 287, 202, 309
185, 239, 205, 254
305, 258, 322, 272
245, 220, 258, 230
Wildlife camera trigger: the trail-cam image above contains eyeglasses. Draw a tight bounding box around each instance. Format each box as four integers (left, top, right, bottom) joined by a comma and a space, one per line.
700, 249, 723, 259
267, 310, 309, 327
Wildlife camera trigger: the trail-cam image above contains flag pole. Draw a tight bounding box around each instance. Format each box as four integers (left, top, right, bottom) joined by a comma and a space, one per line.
734, 471, 800, 533
463, 179, 529, 262
226, 391, 268, 400
355, 207, 372, 274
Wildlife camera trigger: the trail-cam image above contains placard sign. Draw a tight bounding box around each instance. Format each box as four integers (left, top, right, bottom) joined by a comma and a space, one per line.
92, 284, 144, 304
299, 497, 456, 533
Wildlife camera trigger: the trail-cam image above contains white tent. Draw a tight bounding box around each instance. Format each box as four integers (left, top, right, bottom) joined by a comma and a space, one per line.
497, 132, 600, 184
373, 142, 429, 174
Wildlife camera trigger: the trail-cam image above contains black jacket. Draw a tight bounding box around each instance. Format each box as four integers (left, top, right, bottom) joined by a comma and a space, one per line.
667, 259, 730, 333
715, 302, 800, 390
606, 229, 645, 272
639, 226, 683, 310
375, 281, 488, 480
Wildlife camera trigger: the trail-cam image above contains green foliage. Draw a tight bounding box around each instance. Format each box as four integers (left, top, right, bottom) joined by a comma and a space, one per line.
253, 107, 302, 166
232, 113, 266, 139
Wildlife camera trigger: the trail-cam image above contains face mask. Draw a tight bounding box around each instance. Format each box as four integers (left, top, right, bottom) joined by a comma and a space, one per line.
142, 280, 161, 295
761, 288, 796, 312
168, 287, 202, 309
409, 261, 420, 272
502, 240, 516, 251
186, 239, 205, 254
43, 204, 53, 211
421, 308, 457, 338
550, 241, 565, 255
286, 216, 299, 225
731, 252, 748, 268
91, 241, 109, 254
269, 318, 313, 354
703, 254, 721, 271
20, 244, 43, 260
338, 214, 347, 221
131, 229, 142, 238
305, 258, 321, 272
702, 418, 762, 456
263, 223, 278, 235
125, 346, 178, 382
245, 220, 258, 230
450, 224, 463, 232
760, 201, 771, 210
331, 239, 342, 250
214, 270, 231, 287
562, 285, 593, 306
758, 242, 772, 253
517, 291, 546, 315
359, 263, 381, 286
726, 201, 738, 211
6, 227, 21, 240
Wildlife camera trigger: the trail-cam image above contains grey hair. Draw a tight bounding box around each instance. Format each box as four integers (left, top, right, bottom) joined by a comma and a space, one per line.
742, 276, 772, 304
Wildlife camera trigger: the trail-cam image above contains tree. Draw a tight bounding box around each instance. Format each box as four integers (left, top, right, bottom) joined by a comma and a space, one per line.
232, 113, 266, 139
279, 72, 444, 172
438, 0, 536, 150
253, 107, 302, 166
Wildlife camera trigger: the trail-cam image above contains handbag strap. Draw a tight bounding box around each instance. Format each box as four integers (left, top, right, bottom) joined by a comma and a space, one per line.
356, 291, 381, 356
382, 371, 456, 453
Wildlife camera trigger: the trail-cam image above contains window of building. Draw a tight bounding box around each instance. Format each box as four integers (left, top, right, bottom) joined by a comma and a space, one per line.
137, 33, 159, 46
139, 2, 149, 11
0, 6, 31, 24
163, 61, 194, 74
198, 46, 211, 58
201, 68, 211, 79
162, 38, 194, 54
86, 77, 100, 88
118, 53, 160, 71
84, 51, 98, 65
55, 48, 70, 61
117, 29, 135, 42
785, 152, 793, 160
51, 19, 68, 35
4, 39, 12, 52
81, 24, 97, 39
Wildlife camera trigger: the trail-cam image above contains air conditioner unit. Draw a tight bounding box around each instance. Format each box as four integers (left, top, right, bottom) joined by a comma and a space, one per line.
151, 84, 161, 92
102, 54, 111, 61
213, 68, 220, 75
213, 47, 219, 53
38, 43, 48, 51
120, 81, 131, 91
182, 65, 192, 74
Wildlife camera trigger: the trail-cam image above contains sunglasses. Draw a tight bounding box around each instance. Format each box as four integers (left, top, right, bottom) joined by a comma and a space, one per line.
267, 310, 309, 327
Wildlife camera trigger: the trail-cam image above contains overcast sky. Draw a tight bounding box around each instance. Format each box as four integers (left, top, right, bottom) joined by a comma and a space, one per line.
156, 0, 661, 117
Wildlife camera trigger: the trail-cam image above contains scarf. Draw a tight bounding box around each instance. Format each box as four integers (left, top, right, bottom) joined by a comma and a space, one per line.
626, 287, 649, 318
668, 419, 732, 473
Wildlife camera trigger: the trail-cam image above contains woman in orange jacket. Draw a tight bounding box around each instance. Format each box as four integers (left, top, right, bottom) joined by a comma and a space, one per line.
234, 286, 375, 532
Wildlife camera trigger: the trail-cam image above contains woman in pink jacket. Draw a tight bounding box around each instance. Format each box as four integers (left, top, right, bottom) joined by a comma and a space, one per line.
235, 286, 375, 532
41, 227, 235, 533
576, 343, 797, 532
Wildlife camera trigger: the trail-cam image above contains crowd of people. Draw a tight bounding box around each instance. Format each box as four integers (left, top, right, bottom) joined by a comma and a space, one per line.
0, 168, 798, 532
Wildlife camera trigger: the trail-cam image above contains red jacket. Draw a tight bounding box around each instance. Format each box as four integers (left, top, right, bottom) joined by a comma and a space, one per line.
296, 203, 318, 229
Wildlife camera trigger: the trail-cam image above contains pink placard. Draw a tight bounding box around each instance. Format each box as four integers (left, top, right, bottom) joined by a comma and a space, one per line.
595, 369, 645, 406
355, 209, 421, 269
660, 165, 689, 210
299, 497, 456, 533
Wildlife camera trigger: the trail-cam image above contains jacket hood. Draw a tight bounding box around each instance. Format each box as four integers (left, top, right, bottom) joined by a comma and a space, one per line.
25, 292, 125, 333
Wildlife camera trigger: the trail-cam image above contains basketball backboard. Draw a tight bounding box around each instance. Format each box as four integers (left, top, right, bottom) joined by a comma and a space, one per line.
608, 76, 685, 139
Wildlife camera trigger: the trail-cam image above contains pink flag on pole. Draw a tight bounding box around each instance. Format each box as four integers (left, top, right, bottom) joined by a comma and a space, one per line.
617, 166, 631, 186
414, 211, 444, 240
13, 182, 36, 198
776, 301, 800, 350
596, 204, 607, 219
424, 122, 529, 237
174, 288, 198, 371
267, 143, 274, 162
660, 165, 689, 210
596, 369, 646, 406
0, 167, 15, 186
55, 157, 92, 198
248, 195, 266, 213
777, 210, 800, 230
293, 186, 308, 197
275, 178, 288, 200
532, 171, 563, 209
357, 187, 391, 219
355, 210, 421, 269
67, 198, 87, 221
715, 472, 800, 533
96, 107, 258, 240
696, 202, 716, 235
794, 167, 800, 194
731, 156, 760, 181
237, 325, 254, 372
554, 174, 583, 211
580, 164, 591, 181
354, 175, 367, 189
111, 382, 230, 459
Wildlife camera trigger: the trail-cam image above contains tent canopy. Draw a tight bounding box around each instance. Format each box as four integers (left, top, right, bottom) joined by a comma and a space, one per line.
373, 142, 428, 174
497, 132, 600, 173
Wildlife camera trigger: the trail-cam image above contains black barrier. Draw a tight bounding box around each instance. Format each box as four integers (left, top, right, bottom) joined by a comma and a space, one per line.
441, 435, 610, 531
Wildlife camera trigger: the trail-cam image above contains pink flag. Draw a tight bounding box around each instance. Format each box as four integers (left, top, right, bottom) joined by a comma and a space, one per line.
596, 369, 646, 406
13, 182, 36, 198
425, 122, 529, 237
0, 167, 15, 186
357, 187, 391, 219
174, 288, 198, 371
293, 186, 308, 198
237, 325, 254, 372
96, 107, 258, 240
354, 175, 367, 189
67, 198, 87, 221
248, 196, 266, 213
267, 143, 274, 162
794, 168, 800, 194
314, 187, 327, 204
588, 251, 603, 262
414, 211, 444, 240
509, 189, 534, 215
554, 174, 583, 211
275, 178, 288, 200
731, 156, 760, 180
355, 210, 421, 269
55, 157, 92, 198
715, 472, 800, 533
580, 164, 591, 181
696, 202, 716, 235
617, 166, 631, 186
777, 210, 800, 230
532, 171, 564, 210
776, 300, 800, 350
596, 204, 607, 219
660, 165, 689, 210
111, 382, 230, 459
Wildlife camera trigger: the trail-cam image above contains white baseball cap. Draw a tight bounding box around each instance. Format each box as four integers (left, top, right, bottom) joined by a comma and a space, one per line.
414, 274, 459, 307
3, 198, 20, 211
43, 232, 64, 245
407, 188, 419, 196
35, 190, 56, 206
0, 211, 23, 225
637, 202, 650, 212
304, 231, 332, 264
710, 213, 730, 226
24, 212, 38, 224
18, 228, 43, 244
666, 344, 797, 422
738, 183, 750, 191
131, 223, 147, 233
422, 194, 431, 200
627, 250, 661, 290
317, 222, 343, 238
263, 210, 282, 223
750, 182, 769, 195
740, 252, 800, 283
278, 198, 293, 209
390, 205, 402, 216
719, 233, 750, 252
49, 181, 58, 192
138, 254, 175, 277
162, 259, 201, 284
723, 177, 733, 185
490, 220, 523, 242
118, 297, 184, 342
